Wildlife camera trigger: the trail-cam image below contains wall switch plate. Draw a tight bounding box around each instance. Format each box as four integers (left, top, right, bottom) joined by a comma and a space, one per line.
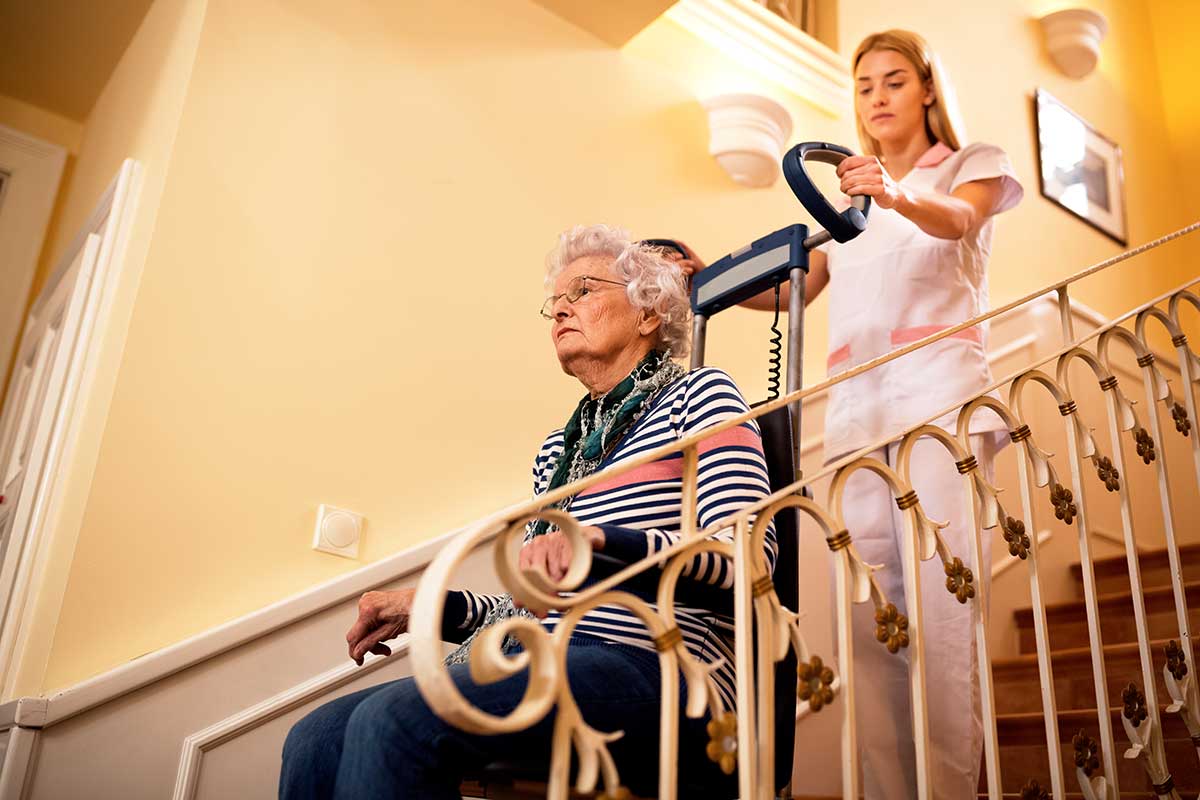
312, 504, 363, 559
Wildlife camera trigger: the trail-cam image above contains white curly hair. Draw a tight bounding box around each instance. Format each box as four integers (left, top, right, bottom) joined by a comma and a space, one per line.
545, 224, 692, 359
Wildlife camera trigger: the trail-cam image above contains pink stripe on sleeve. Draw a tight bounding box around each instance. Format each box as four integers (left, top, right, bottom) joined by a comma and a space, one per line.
827, 343, 850, 369
580, 459, 684, 497
696, 424, 764, 455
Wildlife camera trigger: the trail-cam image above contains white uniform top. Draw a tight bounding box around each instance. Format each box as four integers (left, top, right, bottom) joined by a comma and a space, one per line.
820, 141, 1023, 461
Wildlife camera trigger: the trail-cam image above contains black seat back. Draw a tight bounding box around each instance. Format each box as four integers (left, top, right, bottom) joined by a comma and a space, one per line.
752, 403, 800, 793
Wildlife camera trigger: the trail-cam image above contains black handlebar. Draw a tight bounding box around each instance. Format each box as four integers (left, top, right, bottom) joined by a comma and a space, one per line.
782, 142, 871, 244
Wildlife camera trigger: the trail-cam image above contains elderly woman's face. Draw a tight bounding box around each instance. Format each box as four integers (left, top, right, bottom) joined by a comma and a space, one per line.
548, 255, 654, 374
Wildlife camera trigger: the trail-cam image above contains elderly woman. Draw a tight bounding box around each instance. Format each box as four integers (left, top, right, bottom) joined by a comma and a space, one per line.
279, 224, 777, 799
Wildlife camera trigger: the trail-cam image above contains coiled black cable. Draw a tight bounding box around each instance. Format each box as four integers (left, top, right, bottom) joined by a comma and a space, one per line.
767, 282, 782, 401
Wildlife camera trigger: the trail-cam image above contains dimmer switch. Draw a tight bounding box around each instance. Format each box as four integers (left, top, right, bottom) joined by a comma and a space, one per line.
313, 504, 363, 558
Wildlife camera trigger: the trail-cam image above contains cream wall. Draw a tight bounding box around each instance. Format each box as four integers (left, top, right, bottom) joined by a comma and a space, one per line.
1147, 0, 1200, 271
7, 0, 209, 697
36, 0, 1198, 707
40, 0, 849, 692
0, 94, 82, 155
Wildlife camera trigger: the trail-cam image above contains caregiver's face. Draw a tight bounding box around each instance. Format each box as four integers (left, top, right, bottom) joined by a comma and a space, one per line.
855, 48, 931, 145
547, 256, 640, 371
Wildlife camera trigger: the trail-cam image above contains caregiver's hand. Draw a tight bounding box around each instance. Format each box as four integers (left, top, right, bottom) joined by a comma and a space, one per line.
662, 240, 706, 280
837, 154, 904, 209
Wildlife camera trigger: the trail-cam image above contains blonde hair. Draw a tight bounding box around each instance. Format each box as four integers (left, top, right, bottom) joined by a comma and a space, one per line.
851, 30, 967, 157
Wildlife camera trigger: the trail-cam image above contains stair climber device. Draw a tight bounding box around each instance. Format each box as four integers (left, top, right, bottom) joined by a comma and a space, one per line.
686, 142, 872, 472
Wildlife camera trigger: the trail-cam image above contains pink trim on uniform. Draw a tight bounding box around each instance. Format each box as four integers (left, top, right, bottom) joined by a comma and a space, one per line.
890, 324, 982, 346
827, 343, 851, 369
914, 142, 954, 168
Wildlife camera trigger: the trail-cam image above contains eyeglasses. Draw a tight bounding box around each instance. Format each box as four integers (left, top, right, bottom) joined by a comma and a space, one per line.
540, 275, 628, 320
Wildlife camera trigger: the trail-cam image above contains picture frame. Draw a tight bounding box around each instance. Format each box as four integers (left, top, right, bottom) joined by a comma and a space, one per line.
1034, 89, 1127, 246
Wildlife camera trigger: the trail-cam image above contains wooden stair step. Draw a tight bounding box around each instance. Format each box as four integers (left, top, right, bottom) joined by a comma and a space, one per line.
993, 705, 1200, 793
992, 638, 1179, 714
997, 704, 1193, 743
988, 737, 1200, 795
1014, 581, 1200, 653
1070, 544, 1200, 596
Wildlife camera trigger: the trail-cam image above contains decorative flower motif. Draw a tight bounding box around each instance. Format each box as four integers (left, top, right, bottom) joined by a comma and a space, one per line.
1173, 403, 1192, 437
874, 603, 910, 654
1050, 482, 1077, 525
1072, 730, 1100, 776
797, 655, 836, 711
1001, 515, 1031, 560
705, 712, 738, 775
944, 557, 976, 604
1094, 456, 1120, 492
1122, 682, 1148, 728
1019, 779, 1049, 800
1135, 427, 1157, 465
1167, 640, 1189, 682
598, 787, 632, 800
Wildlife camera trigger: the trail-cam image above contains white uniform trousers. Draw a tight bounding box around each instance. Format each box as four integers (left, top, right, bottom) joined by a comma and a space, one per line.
838, 433, 998, 800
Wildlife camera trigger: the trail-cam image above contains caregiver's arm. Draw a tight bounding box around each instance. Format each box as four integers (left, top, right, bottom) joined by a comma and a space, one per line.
837, 155, 1005, 240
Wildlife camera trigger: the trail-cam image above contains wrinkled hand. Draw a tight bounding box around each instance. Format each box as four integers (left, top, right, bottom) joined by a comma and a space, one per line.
514, 526, 605, 618
836, 155, 904, 209
662, 240, 706, 279
346, 588, 414, 665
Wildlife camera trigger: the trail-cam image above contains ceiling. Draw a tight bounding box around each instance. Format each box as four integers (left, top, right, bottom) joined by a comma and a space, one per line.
0, 0, 155, 121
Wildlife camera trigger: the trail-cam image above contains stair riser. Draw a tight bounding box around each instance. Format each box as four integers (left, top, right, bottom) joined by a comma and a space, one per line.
1017, 603, 1199, 653
1080, 563, 1200, 597
1071, 545, 1200, 598
990, 738, 1200, 794
994, 653, 1175, 714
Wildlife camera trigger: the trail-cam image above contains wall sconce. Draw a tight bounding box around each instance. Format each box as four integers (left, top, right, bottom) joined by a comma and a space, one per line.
702, 93, 794, 188
1038, 7, 1109, 79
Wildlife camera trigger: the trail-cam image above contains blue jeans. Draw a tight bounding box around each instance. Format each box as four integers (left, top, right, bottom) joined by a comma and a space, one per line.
279, 634, 738, 799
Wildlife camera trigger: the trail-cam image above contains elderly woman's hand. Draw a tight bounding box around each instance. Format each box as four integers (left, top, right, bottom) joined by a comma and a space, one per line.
346, 588, 414, 665
515, 526, 605, 617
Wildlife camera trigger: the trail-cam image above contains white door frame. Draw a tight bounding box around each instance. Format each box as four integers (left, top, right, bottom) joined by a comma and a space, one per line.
0, 125, 67, 398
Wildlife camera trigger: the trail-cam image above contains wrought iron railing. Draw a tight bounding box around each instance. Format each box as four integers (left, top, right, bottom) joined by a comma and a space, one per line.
408, 222, 1200, 800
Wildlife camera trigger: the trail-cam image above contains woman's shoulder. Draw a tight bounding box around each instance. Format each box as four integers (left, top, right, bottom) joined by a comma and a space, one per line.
682, 365, 744, 394
674, 366, 753, 411
947, 141, 1013, 166
945, 141, 1023, 212
534, 427, 566, 462
647, 366, 749, 409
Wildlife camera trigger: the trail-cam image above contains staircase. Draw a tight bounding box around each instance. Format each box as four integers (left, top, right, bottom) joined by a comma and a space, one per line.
987, 542, 1200, 797
471, 545, 1200, 800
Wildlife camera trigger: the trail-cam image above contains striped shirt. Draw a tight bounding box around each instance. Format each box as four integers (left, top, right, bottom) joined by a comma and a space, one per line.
446, 367, 777, 711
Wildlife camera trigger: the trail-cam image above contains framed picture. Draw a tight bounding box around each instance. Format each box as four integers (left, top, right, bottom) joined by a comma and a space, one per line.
1034, 89, 1127, 246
